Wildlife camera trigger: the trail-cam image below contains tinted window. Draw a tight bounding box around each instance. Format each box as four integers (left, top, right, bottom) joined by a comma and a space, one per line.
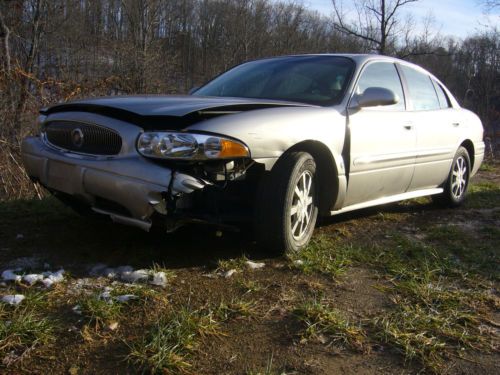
400, 65, 440, 111
193, 56, 355, 106
433, 80, 451, 109
355, 62, 405, 110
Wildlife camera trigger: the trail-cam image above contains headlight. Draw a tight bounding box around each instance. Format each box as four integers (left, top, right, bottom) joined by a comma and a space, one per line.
137, 132, 250, 160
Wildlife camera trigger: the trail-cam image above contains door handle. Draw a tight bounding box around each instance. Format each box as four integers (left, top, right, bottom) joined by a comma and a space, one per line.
452, 122, 460, 127
403, 122, 413, 130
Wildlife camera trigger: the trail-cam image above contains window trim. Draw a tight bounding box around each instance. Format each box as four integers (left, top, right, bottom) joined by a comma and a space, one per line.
431, 79, 452, 109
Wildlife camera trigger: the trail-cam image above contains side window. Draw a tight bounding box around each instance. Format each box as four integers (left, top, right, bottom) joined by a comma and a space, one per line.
356, 62, 405, 110
432, 80, 451, 109
400, 65, 440, 111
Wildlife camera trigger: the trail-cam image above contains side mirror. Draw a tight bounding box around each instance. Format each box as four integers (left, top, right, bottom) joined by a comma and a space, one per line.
352, 87, 399, 109
188, 86, 200, 95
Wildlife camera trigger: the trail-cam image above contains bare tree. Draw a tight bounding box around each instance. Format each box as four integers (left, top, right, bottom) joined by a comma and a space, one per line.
331, 0, 418, 54
0, 7, 11, 72
480, 0, 500, 10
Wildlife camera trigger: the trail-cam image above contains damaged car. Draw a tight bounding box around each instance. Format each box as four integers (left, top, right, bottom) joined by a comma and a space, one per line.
21, 54, 485, 253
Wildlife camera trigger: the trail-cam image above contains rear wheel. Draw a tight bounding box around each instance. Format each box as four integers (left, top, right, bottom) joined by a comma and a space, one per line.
433, 146, 471, 207
254, 152, 318, 254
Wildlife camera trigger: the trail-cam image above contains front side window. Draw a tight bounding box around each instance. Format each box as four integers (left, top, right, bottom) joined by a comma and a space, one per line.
400, 65, 440, 111
193, 56, 355, 106
355, 62, 405, 111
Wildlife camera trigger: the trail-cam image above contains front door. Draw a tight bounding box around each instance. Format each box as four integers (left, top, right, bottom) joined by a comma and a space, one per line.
344, 61, 416, 206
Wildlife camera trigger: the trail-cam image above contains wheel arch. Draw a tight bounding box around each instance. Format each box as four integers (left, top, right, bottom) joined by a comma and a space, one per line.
460, 139, 475, 169
281, 140, 340, 216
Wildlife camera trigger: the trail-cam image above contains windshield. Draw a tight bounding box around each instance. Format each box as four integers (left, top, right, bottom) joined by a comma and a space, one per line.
193, 56, 355, 106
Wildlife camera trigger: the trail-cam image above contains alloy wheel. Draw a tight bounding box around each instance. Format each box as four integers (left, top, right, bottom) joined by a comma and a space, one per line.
290, 170, 314, 240
451, 155, 468, 199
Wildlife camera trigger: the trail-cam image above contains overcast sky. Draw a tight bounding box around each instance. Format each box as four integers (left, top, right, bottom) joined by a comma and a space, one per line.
305, 0, 499, 38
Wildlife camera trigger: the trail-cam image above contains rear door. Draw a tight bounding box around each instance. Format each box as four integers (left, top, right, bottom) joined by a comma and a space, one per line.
398, 65, 461, 190
344, 61, 416, 206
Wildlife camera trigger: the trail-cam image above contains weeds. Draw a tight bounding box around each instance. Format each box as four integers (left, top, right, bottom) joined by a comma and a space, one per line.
77, 294, 122, 328
126, 306, 220, 374
0, 299, 55, 363
216, 255, 249, 272
214, 299, 257, 321
293, 298, 366, 351
237, 279, 264, 294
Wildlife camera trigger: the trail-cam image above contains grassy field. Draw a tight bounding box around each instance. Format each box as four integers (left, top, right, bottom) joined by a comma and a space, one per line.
0, 162, 499, 374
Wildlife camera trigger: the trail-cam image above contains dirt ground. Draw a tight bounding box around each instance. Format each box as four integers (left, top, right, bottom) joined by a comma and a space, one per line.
0, 162, 499, 375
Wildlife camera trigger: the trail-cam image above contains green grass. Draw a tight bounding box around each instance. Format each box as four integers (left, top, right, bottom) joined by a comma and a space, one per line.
466, 181, 500, 209
291, 220, 498, 373
77, 284, 162, 329
126, 306, 220, 374
343, 233, 495, 372
288, 236, 352, 279
479, 162, 497, 172
77, 294, 123, 328
373, 292, 488, 373
293, 298, 366, 351
0, 294, 56, 363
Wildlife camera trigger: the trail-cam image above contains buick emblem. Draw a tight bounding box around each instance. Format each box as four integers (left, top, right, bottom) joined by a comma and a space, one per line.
71, 128, 84, 148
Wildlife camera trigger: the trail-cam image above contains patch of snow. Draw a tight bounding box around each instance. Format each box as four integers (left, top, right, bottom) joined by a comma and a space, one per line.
99, 286, 113, 300
42, 278, 54, 288
150, 271, 167, 287
41, 269, 65, 287
224, 269, 237, 278
23, 274, 44, 285
72, 305, 82, 315
121, 269, 149, 283
1, 294, 25, 305
1, 270, 21, 282
293, 259, 304, 266
246, 260, 265, 270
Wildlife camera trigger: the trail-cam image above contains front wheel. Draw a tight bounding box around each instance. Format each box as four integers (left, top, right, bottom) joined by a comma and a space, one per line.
433, 146, 471, 207
254, 152, 319, 254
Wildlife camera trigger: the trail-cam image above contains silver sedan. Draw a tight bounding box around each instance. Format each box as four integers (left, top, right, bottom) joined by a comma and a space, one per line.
21, 54, 485, 253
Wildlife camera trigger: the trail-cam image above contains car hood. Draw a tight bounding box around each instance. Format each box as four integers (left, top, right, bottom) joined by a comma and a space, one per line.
42, 95, 312, 129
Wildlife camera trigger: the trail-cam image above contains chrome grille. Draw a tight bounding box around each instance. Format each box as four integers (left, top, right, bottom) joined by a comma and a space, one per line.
44, 121, 122, 155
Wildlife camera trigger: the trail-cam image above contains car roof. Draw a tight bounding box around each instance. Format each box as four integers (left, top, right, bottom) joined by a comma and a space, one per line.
278, 53, 405, 65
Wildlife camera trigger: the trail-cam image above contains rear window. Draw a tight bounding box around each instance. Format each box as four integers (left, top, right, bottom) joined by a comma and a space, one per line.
432, 80, 451, 109
400, 65, 440, 111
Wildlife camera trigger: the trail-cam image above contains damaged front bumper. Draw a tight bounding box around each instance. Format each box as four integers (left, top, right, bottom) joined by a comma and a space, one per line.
21, 136, 210, 231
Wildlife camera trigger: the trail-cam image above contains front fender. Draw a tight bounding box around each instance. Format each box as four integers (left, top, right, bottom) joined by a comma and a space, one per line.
187, 106, 347, 172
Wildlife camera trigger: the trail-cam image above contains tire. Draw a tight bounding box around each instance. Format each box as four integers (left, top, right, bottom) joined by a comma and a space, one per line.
254, 151, 319, 254
432, 146, 471, 207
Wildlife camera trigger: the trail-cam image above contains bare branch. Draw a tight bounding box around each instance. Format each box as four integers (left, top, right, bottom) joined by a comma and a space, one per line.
0, 7, 11, 72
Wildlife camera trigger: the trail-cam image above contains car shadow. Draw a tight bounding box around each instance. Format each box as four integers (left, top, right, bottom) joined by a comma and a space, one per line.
0, 194, 483, 275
